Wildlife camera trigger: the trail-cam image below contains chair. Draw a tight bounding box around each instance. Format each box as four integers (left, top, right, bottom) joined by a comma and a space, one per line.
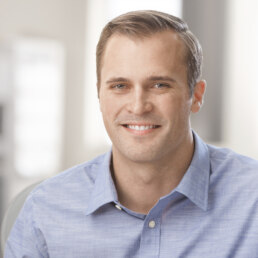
1, 181, 42, 255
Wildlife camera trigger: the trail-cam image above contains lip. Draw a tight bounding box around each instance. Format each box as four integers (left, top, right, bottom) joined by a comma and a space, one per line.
121, 123, 161, 136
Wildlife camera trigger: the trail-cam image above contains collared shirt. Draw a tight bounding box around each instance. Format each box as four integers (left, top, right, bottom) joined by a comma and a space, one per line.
4, 132, 258, 258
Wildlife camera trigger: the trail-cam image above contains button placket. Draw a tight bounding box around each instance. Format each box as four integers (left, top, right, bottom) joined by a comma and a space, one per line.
139, 217, 161, 257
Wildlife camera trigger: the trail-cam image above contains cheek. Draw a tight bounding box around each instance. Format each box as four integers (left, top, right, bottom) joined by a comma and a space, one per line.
99, 95, 122, 120
158, 95, 192, 120
100, 99, 110, 118
99, 91, 111, 112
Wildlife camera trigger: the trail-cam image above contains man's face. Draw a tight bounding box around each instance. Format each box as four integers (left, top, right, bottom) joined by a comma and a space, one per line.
99, 31, 203, 164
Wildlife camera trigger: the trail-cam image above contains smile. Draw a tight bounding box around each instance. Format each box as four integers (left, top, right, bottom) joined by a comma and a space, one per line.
124, 125, 159, 130
122, 124, 160, 135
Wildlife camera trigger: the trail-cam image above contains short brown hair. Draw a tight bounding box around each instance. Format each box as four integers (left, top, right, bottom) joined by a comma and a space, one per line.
96, 10, 203, 95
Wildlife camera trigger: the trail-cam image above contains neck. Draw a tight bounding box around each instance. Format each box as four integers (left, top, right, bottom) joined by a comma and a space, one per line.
111, 131, 195, 214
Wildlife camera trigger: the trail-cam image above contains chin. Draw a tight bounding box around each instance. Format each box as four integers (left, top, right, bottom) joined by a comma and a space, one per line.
121, 146, 165, 163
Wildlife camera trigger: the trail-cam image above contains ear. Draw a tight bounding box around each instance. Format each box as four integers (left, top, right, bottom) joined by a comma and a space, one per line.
191, 80, 206, 113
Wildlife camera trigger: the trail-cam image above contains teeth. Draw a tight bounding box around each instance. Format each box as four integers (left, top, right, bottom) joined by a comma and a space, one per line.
127, 125, 156, 130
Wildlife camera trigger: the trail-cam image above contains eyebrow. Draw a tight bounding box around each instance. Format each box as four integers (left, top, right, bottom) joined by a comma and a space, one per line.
106, 77, 130, 84
105, 76, 176, 84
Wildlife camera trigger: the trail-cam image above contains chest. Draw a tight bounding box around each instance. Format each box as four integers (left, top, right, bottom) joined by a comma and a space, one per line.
43, 200, 258, 258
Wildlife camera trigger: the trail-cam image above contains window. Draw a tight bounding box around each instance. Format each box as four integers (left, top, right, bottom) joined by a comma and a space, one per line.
13, 38, 65, 177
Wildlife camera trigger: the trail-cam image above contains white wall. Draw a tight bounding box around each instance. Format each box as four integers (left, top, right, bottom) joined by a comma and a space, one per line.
0, 0, 87, 205
223, 0, 258, 158
183, 0, 258, 159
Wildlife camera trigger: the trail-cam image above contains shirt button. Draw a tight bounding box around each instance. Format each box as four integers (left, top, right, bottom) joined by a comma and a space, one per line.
115, 204, 122, 211
148, 220, 156, 228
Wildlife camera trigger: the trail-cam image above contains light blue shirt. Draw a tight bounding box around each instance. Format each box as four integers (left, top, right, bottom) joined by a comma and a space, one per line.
4, 132, 258, 257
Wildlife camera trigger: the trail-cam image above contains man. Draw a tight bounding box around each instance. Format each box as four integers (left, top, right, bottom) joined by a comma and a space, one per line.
4, 10, 258, 258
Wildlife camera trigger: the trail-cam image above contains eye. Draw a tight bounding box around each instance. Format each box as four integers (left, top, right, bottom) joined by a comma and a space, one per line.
112, 84, 127, 89
154, 83, 170, 89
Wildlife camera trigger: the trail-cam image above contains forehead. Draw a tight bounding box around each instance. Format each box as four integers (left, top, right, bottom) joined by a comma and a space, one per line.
108, 30, 185, 53
101, 31, 187, 77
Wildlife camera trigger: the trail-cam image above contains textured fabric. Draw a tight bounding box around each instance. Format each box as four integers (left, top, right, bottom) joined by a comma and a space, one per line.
4, 132, 258, 258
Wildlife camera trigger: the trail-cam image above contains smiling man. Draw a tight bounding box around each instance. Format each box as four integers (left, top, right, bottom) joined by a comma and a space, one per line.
98, 28, 205, 214
4, 10, 258, 258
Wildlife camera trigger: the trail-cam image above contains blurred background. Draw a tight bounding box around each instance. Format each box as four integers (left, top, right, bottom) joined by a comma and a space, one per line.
0, 0, 258, 245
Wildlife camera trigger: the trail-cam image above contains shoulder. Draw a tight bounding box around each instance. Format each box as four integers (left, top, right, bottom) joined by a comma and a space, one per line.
207, 144, 258, 189
4, 152, 111, 256
208, 144, 258, 171
28, 151, 110, 211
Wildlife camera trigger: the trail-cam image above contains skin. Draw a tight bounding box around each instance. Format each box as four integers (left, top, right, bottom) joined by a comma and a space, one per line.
98, 31, 206, 214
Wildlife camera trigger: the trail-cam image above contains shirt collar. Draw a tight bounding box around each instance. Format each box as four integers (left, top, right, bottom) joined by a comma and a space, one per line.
175, 131, 210, 211
85, 150, 118, 215
85, 131, 210, 215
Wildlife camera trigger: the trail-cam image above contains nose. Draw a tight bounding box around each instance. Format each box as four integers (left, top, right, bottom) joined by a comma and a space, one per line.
126, 87, 153, 115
